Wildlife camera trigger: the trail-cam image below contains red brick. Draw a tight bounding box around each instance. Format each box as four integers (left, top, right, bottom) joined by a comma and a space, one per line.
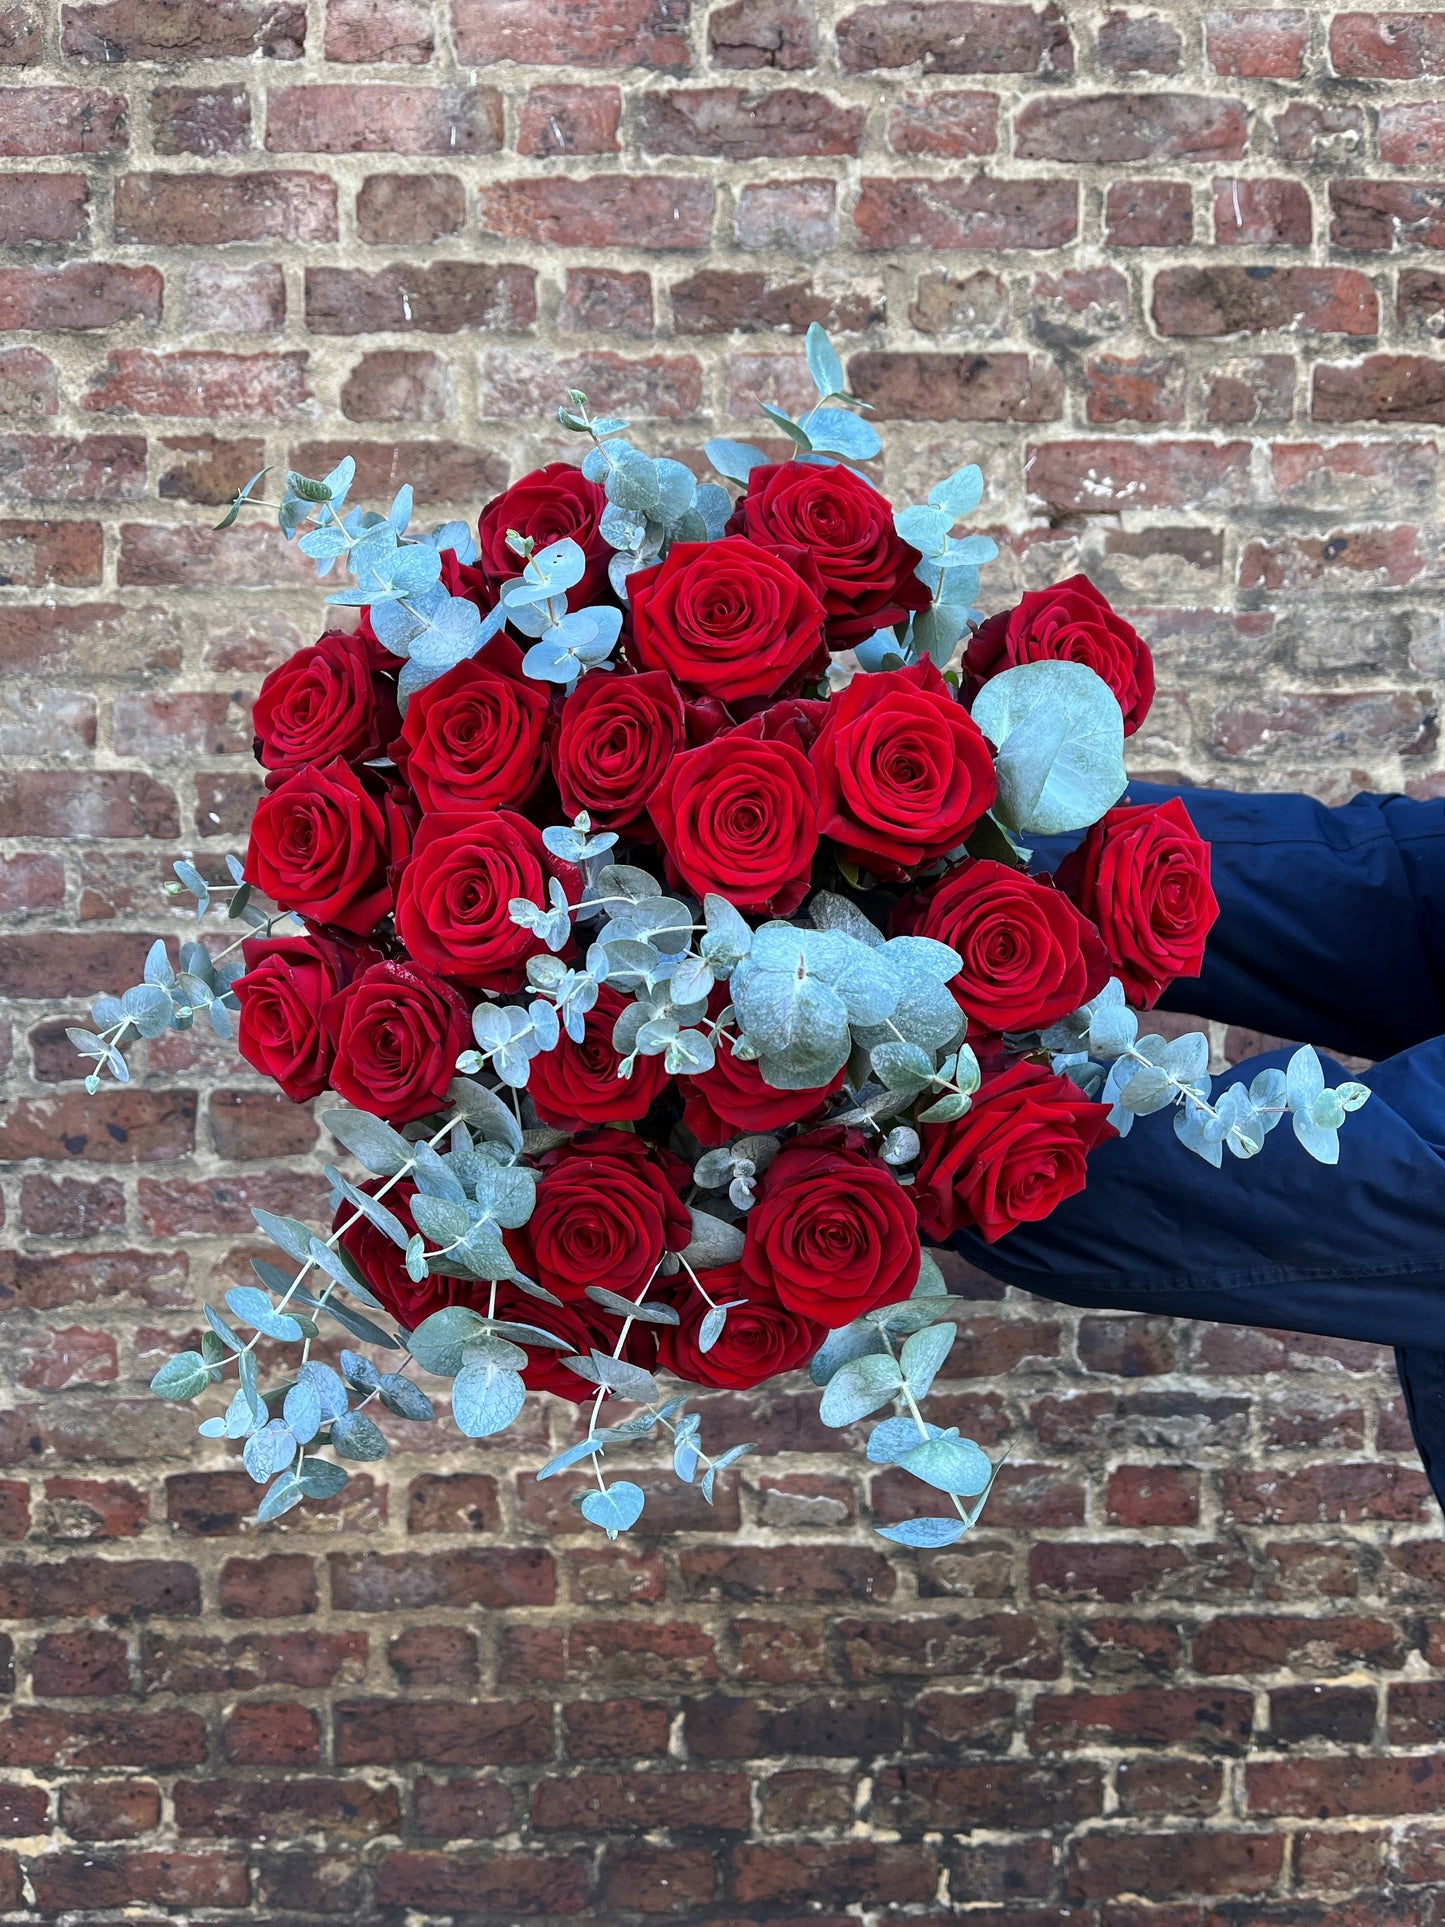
451, 0, 691, 68
854, 175, 1076, 250
375, 1851, 588, 1915
731, 1839, 938, 1906
479, 174, 714, 250
335, 1698, 553, 1765
0, 85, 127, 154
114, 170, 334, 244
0, 346, 59, 419
736, 177, 836, 251
1106, 1464, 1200, 1527
1214, 177, 1312, 246
884, 87, 997, 156
533, 1768, 750, 1832
1017, 91, 1246, 162
405, 1474, 501, 1534
1250, 1754, 1445, 1818
15, 1325, 116, 1391
710, 0, 816, 69
561, 266, 653, 335
388, 1625, 478, 1687
1027, 438, 1252, 513
516, 83, 621, 156
63, 0, 304, 58
1206, 9, 1307, 77
38, 1478, 146, 1540
1330, 12, 1445, 78
1314, 355, 1445, 425
219, 1553, 317, 1618
1097, 10, 1180, 73
599, 1843, 717, 1911
340, 350, 448, 423
1153, 267, 1376, 338
305, 261, 536, 333
144, 1629, 366, 1692
0, 175, 88, 246
325, 0, 434, 62
1331, 180, 1445, 254
1030, 1688, 1254, 1753
329, 1548, 553, 1611
0, 1706, 206, 1769
481, 346, 701, 420
0, 265, 160, 332
1270, 1682, 1376, 1744
224, 1700, 320, 1765
1212, 690, 1436, 761
83, 350, 310, 419
1238, 527, 1426, 594
1222, 1463, 1432, 1525
266, 83, 503, 154
0, 1558, 198, 1620
0, 2, 41, 64
0, 433, 147, 501
639, 85, 864, 158
499, 1619, 719, 1686
119, 522, 313, 588
836, 2, 1073, 74
58, 1780, 160, 1840
1272, 99, 1365, 166
1194, 1614, 1407, 1677
563, 1698, 671, 1759
1085, 352, 1187, 423
1104, 178, 1192, 247
0, 518, 103, 587
1069, 1830, 1283, 1900
289, 438, 505, 505
413, 1775, 511, 1838
31, 1630, 129, 1697
182, 262, 285, 332
149, 84, 250, 154
0, 1483, 29, 1541
174, 1774, 395, 1839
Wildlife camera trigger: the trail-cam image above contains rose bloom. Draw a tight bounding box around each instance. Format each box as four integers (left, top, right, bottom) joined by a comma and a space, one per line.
650, 722, 820, 917
321, 960, 471, 1125
506, 1131, 691, 1304
742, 1129, 921, 1328
683, 993, 846, 1147
899, 859, 1111, 1038
234, 932, 378, 1102
244, 757, 392, 936
253, 630, 399, 778
528, 984, 668, 1133
553, 668, 687, 836
394, 810, 578, 992
489, 1283, 657, 1403
1058, 795, 1218, 1007
812, 658, 998, 879
963, 575, 1155, 735
391, 639, 551, 816
334, 1177, 477, 1330
476, 463, 611, 611
628, 535, 827, 703
727, 459, 930, 650
657, 1264, 826, 1390
915, 1062, 1117, 1244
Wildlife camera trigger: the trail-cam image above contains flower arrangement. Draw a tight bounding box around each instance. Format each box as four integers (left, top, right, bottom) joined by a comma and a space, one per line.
68, 328, 1367, 1548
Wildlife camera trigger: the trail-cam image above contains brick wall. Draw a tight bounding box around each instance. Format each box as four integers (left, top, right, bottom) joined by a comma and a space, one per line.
2, 0, 1444, 1919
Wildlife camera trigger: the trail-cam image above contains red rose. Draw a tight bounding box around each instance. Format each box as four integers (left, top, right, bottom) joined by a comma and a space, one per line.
899, 859, 1111, 1038
741, 1129, 920, 1328
649, 724, 820, 917
334, 1178, 475, 1330
657, 1264, 825, 1390
476, 463, 611, 611
553, 668, 687, 836
527, 985, 668, 1133
964, 575, 1155, 736
1057, 796, 1218, 1008
506, 1131, 691, 1304
394, 810, 578, 992
489, 1284, 657, 1403
628, 535, 827, 703
233, 932, 378, 1102
683, 994, 846, 1147
244, 757, 392, 936
322, 960, 471, 1124
391, 639, 551, 816
812, 658, 998, 879
727, 459, 930, 650
915, 1061, 1117, 1244
253, 630, 400, 778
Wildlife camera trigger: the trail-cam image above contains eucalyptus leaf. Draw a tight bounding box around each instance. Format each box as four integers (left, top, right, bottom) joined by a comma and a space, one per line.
971, 659, 1128, 837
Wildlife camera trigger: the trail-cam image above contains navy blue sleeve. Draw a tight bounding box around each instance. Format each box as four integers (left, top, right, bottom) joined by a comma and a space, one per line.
1133, 782, 1445, 1062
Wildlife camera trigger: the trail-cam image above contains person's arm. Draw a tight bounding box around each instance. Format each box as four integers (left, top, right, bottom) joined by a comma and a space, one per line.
1129, 783, 1445, 1062
949, 1033, 1445, 1506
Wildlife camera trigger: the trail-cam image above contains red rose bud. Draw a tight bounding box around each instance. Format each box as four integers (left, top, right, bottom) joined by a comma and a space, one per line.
915, 1061, 1117, 1244
812, 658, 998, 879
322, 960, 472, 1126
683, 992, 845, 1147
476, 462, 611, 611
334, 1177, 476, 1329
506, 1131, 692, 1304
727, 459, 931, 650
243, 756, 392, 936
489, 1284, 657, 1402
649, 725, 820, 917
391, 639, 552, 816
528, 984, 668, 1133
253, 630, 400, 777
553, 667, 687, 836
898, 859, 1111, 1039
233, 936, 340, 1103
741, 1129, 921, 1329
657, 1264, 827, 1390
394, 809, 579, 993
1058, 795, 1218, 1008
964, 575, 1155, 735
628, 534, 827, 703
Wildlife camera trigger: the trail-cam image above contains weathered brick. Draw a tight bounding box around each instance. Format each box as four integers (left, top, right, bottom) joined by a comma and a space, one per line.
533, 1768, 751, 1832
450, 0, 691, 68
1214, 177, 1312, 247
639, 85, 864, 158
114, 170, 334, 243
83, 350, 311, 419
375, 1850, 589, 1914
854, 175, 1076, 250
516, 83, 621, 156
57, 1780, 160, 1840
0, 265, 160, 332
266, 83, 503, 154
736, 177, 836, 250
1069, 1830, 1283, 1900
0, 85, 127, 154
1206, 8, 1307, 77
149, 84, 250, 154
1097, 10, 1180, 73
1027, 438, 1252, 513
1104, 179, 1192, 247
1153, 268, 1377, 338
0, 175, 89, 246
1016, 92, 1247, 162
326, 0, 433, 62
479, 175, 714, 250
1330, 12, 1445, 78
305, 262, 537, 334
836, 2, 1073, 74
335, 1697, 553, 1765
710, 0, 815, 69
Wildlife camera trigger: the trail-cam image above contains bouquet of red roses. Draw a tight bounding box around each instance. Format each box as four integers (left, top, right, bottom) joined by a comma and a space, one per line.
71, 329, 1364, 1546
